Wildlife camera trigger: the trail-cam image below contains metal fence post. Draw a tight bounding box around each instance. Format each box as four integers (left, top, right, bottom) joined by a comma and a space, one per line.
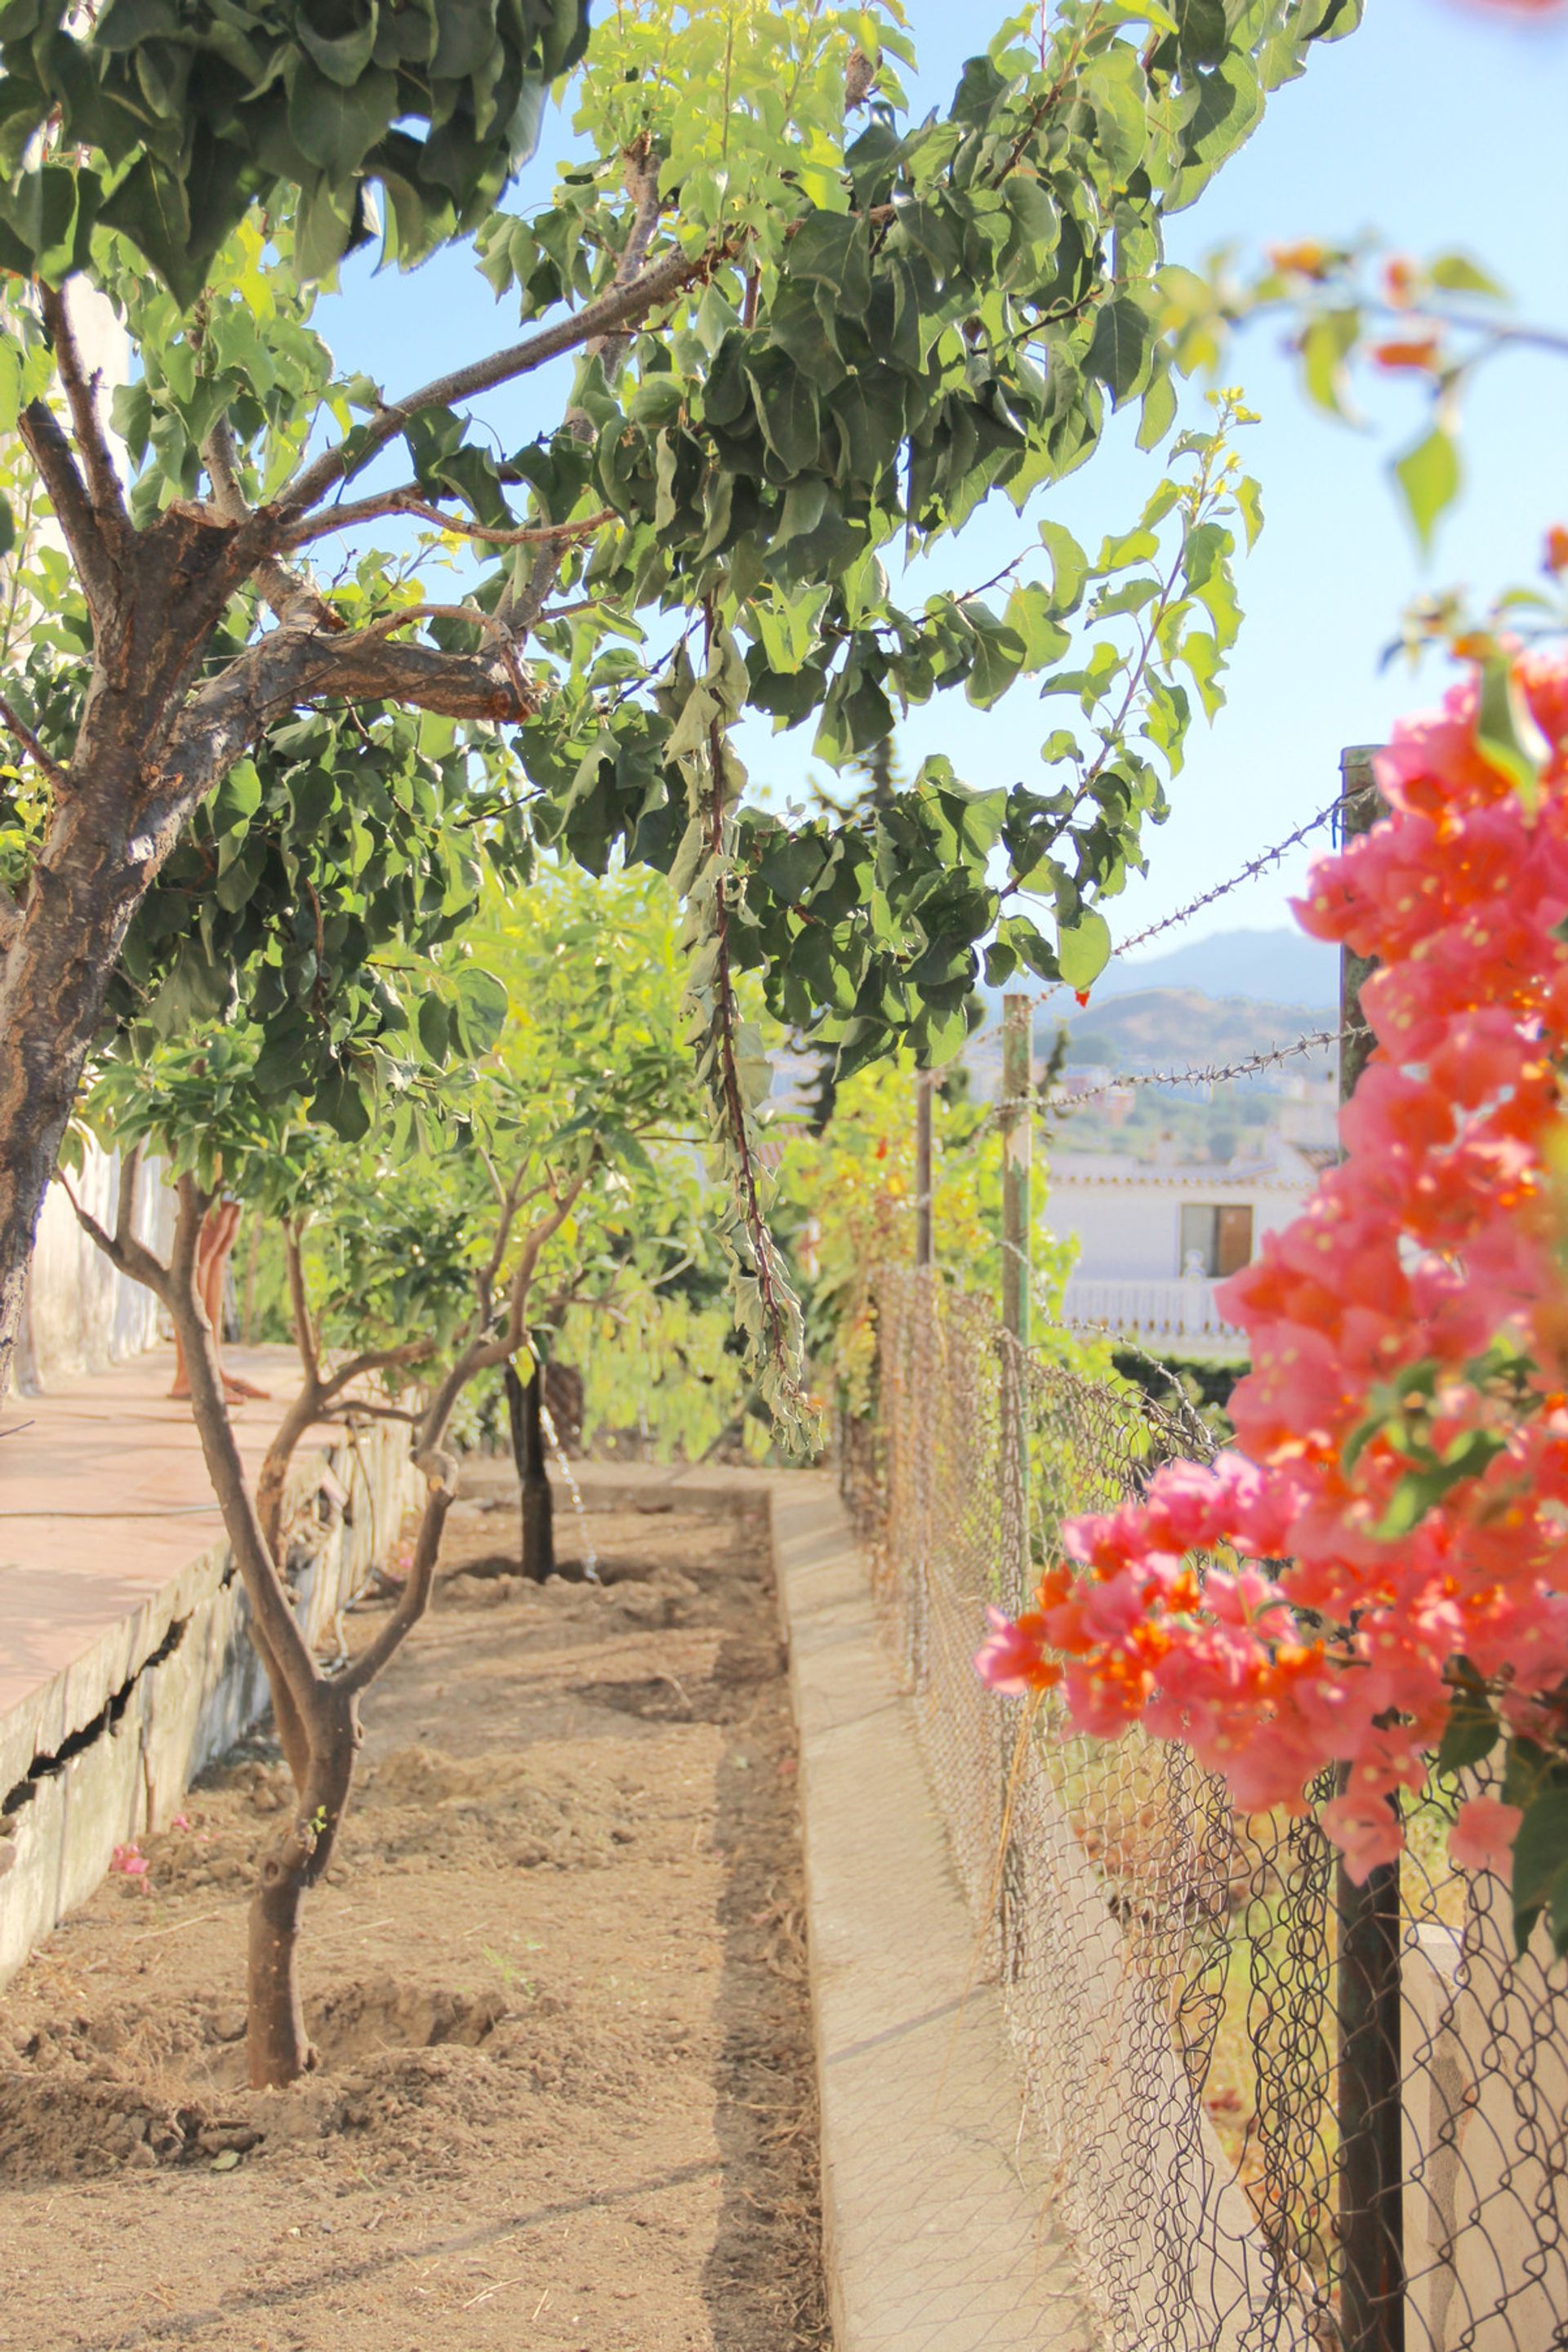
999, 996, 1031, 1617
1335, 745, 1405, 2352
915, 1069, 934, 1272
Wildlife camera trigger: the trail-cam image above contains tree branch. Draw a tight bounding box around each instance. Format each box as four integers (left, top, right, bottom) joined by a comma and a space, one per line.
319, 1337, 434, 1402
279, 234, 725, 523
164, 1174, 327, 1730
336, 1477, 453, 1697
279, 492, 614, 555
0, 693, 67, 793
146, 620, 534, 851
15, 400, 115, 614
62, 1158, 168, 1299
41, 283, 134, 558
203, 419, 343, 635
500, 144, 664, 638
283, 1222, 322, 1392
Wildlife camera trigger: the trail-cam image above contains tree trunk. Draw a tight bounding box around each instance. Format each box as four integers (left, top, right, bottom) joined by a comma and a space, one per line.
0, 790, 175, 1397
246, 1690, 357, 2090
506, 1361, 555, 1579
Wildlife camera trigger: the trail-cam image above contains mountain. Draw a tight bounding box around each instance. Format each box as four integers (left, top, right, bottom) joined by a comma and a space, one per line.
1089, 926, 1337, 1009
1054, 987, 1336, 1080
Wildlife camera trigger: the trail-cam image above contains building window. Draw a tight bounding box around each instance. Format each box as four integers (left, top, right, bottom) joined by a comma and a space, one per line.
1178, 1204, 1254, 1278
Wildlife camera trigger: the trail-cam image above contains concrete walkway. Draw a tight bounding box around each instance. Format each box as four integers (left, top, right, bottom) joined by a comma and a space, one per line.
773, 1480, 1095, 2352
0, 1344, 303, 1784
0, 1344, 415, 1981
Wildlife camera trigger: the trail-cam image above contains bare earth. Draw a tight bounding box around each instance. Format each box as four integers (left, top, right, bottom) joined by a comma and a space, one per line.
0, 1472, 827, 2352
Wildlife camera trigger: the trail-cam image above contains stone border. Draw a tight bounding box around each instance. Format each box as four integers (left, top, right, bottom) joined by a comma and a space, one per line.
771, 1477, 1094, 2352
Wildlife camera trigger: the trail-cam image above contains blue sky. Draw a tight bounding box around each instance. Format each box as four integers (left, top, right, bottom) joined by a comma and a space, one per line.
316, 1, 1568, 962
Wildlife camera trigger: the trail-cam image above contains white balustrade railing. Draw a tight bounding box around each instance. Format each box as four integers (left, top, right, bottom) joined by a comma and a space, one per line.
1061, 1274, 1245, 1347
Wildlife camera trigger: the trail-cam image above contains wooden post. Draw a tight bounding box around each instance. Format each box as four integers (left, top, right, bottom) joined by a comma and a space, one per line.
1334, 744, 1405, 2352
999, 996, 1031, 1614
1000, 998, 1031, 1353
915, 1071, 934, 1270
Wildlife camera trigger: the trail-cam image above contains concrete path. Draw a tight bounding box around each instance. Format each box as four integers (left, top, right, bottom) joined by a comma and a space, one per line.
773, 1479, 1095, 2352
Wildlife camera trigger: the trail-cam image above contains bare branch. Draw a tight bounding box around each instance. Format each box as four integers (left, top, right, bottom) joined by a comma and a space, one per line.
146, 619, 532, 849
15, 401, 115, 613
337, 1477, 453, 1697
62, 1158, 168, 1299
204, 419, 343, 635
318, 1337, 434, 1402
489, 1169, 591, 1368
280, 234, 724, 523
114, 1139, 145, 1258
0, 693, 67, 792
283, 1222, 322, 1392
41, 284, 133, 557
280, 492, 614, 555
501, 145, 664, 639
164, 1174, 327, 1729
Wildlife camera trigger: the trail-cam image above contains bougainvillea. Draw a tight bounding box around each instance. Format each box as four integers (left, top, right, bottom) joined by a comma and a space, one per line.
979, 643, 1568, 1951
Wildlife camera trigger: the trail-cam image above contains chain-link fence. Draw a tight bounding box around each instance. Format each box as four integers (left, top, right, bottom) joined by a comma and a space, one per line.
840, 1267, 1568, 2352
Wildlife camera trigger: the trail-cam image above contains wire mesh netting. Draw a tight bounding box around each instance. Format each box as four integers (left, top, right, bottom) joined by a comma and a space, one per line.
841, 1267, 1568, 2352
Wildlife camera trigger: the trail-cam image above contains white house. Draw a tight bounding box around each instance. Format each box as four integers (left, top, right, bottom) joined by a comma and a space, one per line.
1049, 1132, 1328, 1353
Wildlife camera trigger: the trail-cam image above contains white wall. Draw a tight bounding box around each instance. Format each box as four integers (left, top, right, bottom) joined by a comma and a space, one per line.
1048, 1169, 1308, 1281
16, 1143, 176, 1393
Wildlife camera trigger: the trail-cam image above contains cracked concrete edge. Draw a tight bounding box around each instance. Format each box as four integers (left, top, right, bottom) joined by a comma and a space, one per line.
770, 1479, 1096, 2352
0, 1420, 420, 1986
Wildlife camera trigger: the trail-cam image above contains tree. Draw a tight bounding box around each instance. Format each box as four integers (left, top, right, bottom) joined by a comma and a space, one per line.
66, 858, 713, 2087
773, 1051, 1095, 1420
0, 0, 1361, 1411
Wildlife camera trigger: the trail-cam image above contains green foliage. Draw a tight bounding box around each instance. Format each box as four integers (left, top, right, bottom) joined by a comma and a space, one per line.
1160, 233, 1546, 555
1505, 1752, 1568, 1960
773, 1055, 1096, 1418
6, 0, 1363, 1430
0, 0, 590, 301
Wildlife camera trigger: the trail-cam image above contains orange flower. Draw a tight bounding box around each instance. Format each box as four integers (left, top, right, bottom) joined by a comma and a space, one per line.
1382, 255, 1419, 308
1370, 335, 1442, 373
1544, 525, 1568, 577
1267, 241, 1330, 279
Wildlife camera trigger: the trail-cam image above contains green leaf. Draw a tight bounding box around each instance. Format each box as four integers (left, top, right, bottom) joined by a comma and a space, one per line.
1085, 296, 1153, 408
1392, 426, 1459, 554
288, 64, 399, 178
1036, 521, 1088, 616
451, 965, 509, 1055
1057, 908, 1111, 991
1512, 1785, 1568, 1953
297, 9, 381, 86
1428, 252, 1507, 301
1300, 310, 1358, 420
1434, 1681, 1501, 1775
1475, 655, 1548, 809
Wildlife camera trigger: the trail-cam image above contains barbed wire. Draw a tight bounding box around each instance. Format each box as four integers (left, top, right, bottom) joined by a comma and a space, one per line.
1046, 1019, 1358, 1106
1025, 783, 1378, 1013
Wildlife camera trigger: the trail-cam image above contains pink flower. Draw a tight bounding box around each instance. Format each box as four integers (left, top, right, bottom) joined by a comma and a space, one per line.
110, 1842, 149, 1882
1321, 1796, 1405, 1882
1447, 1797, 1523, 1878
974, 1607, 1061, 1695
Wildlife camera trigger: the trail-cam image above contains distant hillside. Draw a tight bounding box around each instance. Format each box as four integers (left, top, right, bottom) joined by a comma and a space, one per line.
1091, 925, 1337, 1008
1053, 987, 1336, 1083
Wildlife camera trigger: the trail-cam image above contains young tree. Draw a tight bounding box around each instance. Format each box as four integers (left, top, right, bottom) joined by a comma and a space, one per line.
0, 0, 1360, 1405
66, 860, 711, 2087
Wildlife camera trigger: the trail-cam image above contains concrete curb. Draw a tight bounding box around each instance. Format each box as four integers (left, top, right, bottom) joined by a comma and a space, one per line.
0, 1417, 416, 1985
772, 1479, 1094, 2352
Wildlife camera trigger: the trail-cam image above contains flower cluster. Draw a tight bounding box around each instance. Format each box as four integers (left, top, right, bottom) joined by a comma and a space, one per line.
979, 652, 1568, 1890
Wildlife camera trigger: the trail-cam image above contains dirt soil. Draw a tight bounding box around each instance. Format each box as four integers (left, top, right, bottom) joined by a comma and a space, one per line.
0, 1470, 827, 2352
